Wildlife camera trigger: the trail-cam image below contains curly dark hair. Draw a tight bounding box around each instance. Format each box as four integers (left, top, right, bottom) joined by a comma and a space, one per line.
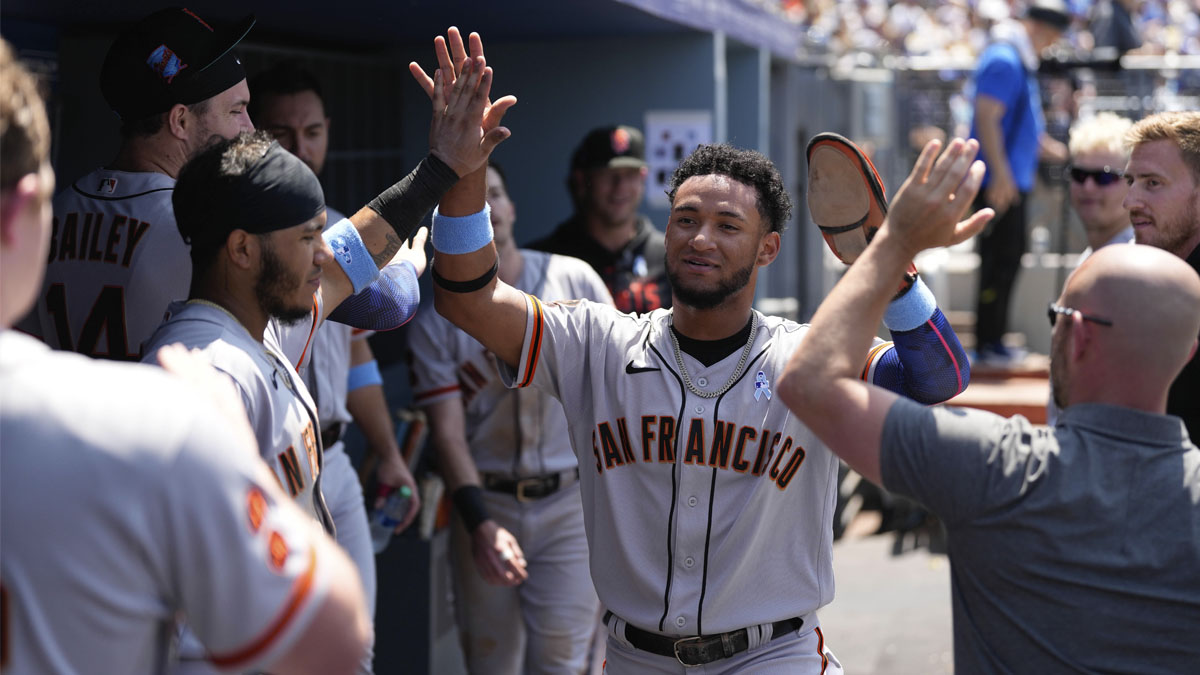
666, 144, 792, 234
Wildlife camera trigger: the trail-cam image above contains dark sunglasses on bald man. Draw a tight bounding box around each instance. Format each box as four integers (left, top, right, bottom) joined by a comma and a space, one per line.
1067, 165, 1124, 186
1047, 302, 1114, 328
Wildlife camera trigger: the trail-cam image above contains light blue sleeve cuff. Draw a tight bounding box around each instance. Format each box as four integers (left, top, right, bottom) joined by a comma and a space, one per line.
432, 204, 493, 254
324, 218, 380, 294
883, 276, 936, 332
347, 359, 384, 392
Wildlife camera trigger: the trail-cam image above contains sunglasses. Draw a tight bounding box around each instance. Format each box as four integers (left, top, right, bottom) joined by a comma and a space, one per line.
1047, 302, 1114, 328
1067, 165, 1124, 186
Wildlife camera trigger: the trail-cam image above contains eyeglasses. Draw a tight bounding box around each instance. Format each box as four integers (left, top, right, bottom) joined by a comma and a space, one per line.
1047, 302, 1114, 328
1067, 165, 1124, 186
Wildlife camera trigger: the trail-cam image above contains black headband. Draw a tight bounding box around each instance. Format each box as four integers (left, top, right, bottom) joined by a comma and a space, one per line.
181, 141, 325, 247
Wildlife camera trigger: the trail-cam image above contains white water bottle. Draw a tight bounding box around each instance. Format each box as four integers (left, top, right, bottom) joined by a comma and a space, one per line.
369, 485, 413, 554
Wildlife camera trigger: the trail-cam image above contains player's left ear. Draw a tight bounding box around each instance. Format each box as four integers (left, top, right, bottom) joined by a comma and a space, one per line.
166, 104, 191, 141
225, 229, 257, 270
756, 230, 781, 267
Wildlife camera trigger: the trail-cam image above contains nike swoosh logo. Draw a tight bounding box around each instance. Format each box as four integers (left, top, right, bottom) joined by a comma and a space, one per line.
625, 360, 661, 374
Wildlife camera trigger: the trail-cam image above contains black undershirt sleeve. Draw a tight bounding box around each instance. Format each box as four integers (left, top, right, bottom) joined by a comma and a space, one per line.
366, 154, 461, 243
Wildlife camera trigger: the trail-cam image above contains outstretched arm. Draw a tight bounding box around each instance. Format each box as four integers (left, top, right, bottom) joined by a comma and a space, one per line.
778, 138, 992, 485
317, 53, 512, 322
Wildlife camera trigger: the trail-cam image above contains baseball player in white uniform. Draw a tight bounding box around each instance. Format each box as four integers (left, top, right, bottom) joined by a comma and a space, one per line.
0, 41, 369, 675
19, 8, 256, 359
408, 163, 610, 674
414, 37, 971, 669
249, 62, 423, 674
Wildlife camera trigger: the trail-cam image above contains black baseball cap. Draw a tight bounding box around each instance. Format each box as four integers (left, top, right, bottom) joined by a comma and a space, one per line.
100, 7, 255, 120
1026, 0, 1071, 32
571, 125, 647, 171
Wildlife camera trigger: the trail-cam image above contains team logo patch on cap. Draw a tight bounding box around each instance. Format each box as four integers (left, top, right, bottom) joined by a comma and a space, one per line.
146, 44, 188, 84
611, 128, 632, 155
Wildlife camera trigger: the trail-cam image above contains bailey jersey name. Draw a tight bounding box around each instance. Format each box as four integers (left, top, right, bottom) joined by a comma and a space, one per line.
30, 169, 189, 361
496, 297, 907, 637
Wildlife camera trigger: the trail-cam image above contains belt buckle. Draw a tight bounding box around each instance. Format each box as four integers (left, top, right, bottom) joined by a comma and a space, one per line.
672, 636, 706, 667
514, 477, 541, 502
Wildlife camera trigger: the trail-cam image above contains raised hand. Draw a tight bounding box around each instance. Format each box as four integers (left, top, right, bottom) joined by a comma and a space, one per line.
427, 56, 512, 177
410, 27, 516, 135
884, 137, 994, 257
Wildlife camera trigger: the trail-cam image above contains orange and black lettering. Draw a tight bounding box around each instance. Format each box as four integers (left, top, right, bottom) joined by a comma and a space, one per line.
301, 423, 319, 476
278, 446, 304, 496
103, 216, 125, 263
683, 419, 705, 464
615, 418, 637, 464
658, 416, 677, 462
85, 213, 105, 261
708, 420, 735, 469
640, 415, 657, 462
751, 429, 773, 475
732, 426, 756, 473
58, 212, 78, 261
592, 430, 604, 473
776, 441, 807, 489
122, 219, 150, 267
769, 437, 793, 480
598, 422, 625, 469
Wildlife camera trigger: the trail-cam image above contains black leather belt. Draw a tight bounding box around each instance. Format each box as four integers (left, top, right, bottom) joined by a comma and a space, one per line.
321, 423, 344, 449
481, 468, 579, 502
604, 610, 803, 667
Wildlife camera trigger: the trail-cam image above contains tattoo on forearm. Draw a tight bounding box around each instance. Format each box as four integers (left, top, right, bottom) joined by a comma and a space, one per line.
372, 231, 404, 267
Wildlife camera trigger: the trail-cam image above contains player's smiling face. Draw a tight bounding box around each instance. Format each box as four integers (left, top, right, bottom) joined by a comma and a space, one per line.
665, 174, 780, 310
255, 212, 330, 325
1123, 139, 1200, 258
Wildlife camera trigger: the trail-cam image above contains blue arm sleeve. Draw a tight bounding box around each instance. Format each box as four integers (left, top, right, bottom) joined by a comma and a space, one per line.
870, 307, 970, 404
327, 261, 420, 331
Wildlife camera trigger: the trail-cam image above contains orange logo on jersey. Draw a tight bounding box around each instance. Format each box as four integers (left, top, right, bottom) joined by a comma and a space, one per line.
267, 531, 289, 573
246, 486, 268, 533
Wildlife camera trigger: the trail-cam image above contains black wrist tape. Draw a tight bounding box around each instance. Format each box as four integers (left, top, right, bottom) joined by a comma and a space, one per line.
452, 485, 490, 532
431, 257, 499, 293
367, 154, 460, 243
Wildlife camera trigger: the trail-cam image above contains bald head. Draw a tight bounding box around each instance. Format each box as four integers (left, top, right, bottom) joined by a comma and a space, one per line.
1062, 244, 1200, 394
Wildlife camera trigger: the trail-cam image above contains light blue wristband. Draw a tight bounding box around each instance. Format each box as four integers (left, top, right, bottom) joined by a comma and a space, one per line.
325, 218, 380, 294
347, 359, 384, 392
432, 204, 493, 254
883, 276, 936, 332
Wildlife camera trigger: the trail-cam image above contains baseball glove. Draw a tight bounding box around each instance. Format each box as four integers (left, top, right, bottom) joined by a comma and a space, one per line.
806, 132, 918, 298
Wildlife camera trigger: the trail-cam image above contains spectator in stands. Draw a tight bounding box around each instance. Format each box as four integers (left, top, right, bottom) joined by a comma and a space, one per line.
970, 0, 1071, 367
1068, 112, 1134, 259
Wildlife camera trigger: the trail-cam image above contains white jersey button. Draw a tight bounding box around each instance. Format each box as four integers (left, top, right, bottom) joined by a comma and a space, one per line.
676, 616, 687, 628
697, 377, 708, 387
687, 496, 698, 507
684, 556, 695, 568
694, 405, 704, 414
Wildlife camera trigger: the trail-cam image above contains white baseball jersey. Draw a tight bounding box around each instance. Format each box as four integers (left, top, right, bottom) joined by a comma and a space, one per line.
0, 331, 332, 674
409, 251, 612, 476
302, 206, 360, 430
498, 298, 892, 637
142, 298, 333, 532
25, 168, 187, 360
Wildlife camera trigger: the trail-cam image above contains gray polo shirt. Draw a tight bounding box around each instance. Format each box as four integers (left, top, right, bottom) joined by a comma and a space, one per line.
881, 399, 1200, 674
